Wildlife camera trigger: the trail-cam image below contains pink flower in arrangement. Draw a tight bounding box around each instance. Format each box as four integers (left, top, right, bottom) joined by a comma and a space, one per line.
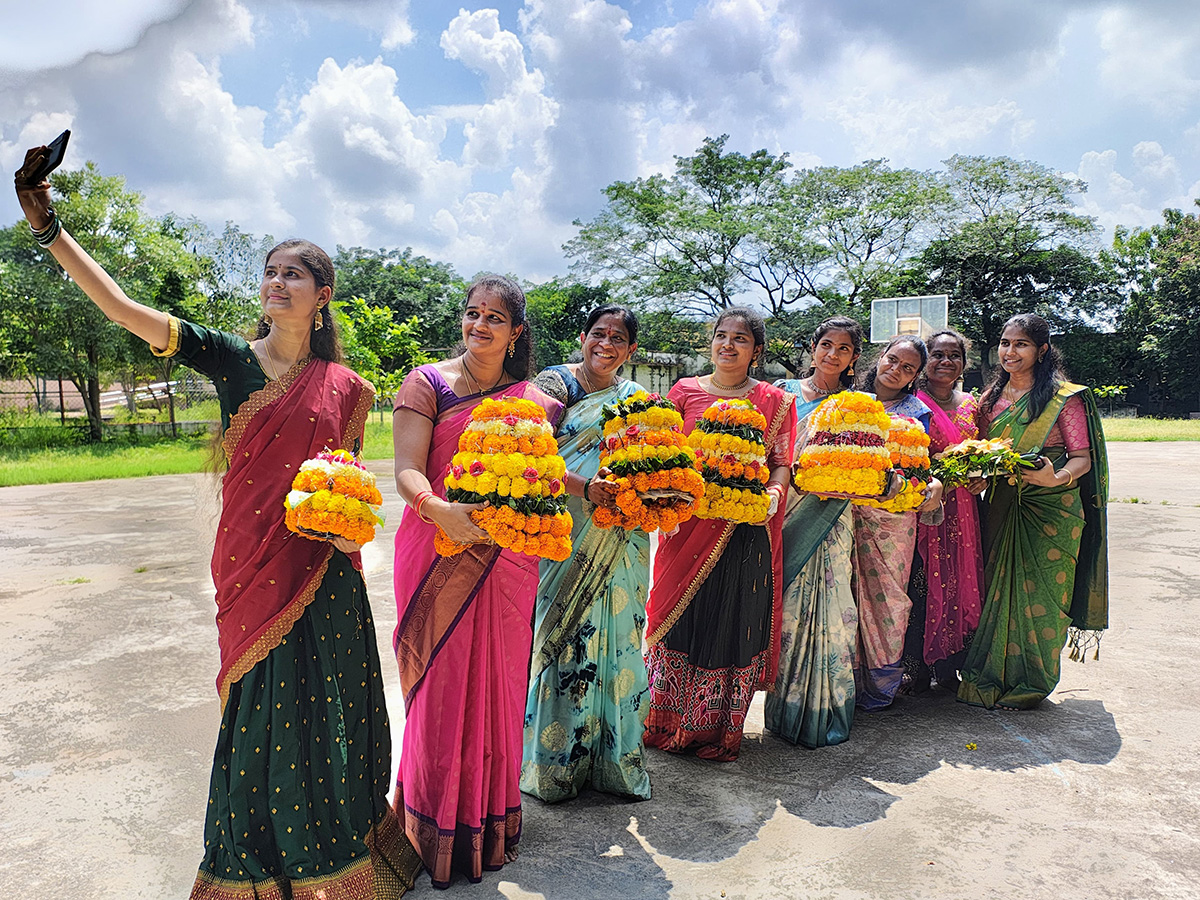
469, 460, 485, 477
671, 424, 682, 432
503, 414, 519, 427
452, 464, 464, 478
549, 477, 562, 494
718, 402, 730, 411
746, 461, 759, 475
723, 454, 737, 465
648, 393, 661, 401
625, 425, 639, 439
522, 466, 539, 483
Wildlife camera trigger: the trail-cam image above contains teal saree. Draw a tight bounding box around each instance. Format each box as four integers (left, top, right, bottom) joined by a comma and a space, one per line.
520, 378, 653, 801
765, 388, 858, 748
958, 383, 1109, 710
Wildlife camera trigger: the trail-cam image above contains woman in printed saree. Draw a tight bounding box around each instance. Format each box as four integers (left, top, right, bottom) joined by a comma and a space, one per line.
521, 305, 654, 802
851, 335, 943, 711
17, 145, 417, 899
959, 314, 1109, 710
766, 316, 865, 748
902, 329, 985, 695
390, 275, 562, 888
644, 307, 797, 762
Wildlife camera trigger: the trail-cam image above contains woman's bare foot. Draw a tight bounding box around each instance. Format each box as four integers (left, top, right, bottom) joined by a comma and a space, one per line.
504, 844, 520, 864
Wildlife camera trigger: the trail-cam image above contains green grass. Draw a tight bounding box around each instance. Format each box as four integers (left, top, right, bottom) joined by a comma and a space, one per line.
4, 410, 1190, 488
1101, 417, 1200, 441
0, 436, 212, 486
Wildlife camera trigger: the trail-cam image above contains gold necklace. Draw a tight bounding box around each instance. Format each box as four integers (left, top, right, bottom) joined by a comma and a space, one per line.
259, 339, 285, 389
575, 363, 615, 394
1003, 383, 1030, 403
461, 355, 505, 394
709, 372, 751, 392
806, 376, 839, 396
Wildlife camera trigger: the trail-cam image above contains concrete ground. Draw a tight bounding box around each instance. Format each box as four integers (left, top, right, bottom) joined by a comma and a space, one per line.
1, 442, 1198, 900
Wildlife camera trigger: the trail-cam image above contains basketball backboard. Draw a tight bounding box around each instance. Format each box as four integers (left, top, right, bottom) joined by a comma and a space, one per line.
870, 295, 948, 343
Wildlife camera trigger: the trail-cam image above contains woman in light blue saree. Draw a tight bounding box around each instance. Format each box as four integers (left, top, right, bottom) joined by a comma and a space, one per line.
766, 316, 864, 748
520, 307, 654, 801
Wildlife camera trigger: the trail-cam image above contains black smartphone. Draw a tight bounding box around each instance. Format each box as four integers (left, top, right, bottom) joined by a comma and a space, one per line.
30, 129, 70, 182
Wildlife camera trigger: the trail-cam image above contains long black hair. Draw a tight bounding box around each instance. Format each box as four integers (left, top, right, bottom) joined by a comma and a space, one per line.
254, 239, 343, 363
807, 315, 864, 388
917, 328, 971, 393
712, 306, 766, 375
464, 274, 535, 381
979, 313, 1065, 424
857, 334, 928, 396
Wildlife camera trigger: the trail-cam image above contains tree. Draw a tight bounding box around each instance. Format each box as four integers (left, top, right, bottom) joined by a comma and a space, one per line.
0, 163, 200, 440
334, 246, 464, 351
523, 279, 612, 368
334, 297, 432, 402
1109, 205, 1200, 412
566, 135, 795, 316
899, 155, 1116, 377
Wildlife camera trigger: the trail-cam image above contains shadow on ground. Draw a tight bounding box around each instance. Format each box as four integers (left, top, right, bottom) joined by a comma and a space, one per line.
419, 692, 1120, 897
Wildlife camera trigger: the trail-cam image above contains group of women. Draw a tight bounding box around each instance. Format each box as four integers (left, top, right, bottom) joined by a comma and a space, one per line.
16, 140, 1108, 898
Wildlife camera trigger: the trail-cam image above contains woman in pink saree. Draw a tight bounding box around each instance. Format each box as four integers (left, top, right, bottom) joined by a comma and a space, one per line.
903, 329, 984, 694
390, 276, 562, 889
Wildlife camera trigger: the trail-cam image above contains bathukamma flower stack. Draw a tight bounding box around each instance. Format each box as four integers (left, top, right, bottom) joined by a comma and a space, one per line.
861, 414, 931, 512
591, 390, 705, 533
792, 391, 892, 501
689, 398, 771, 524
285, 448, 385, 544
436, 397, 572, 560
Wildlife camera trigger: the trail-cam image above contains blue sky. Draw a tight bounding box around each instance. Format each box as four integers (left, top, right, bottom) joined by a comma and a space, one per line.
2, 0, 1198, 283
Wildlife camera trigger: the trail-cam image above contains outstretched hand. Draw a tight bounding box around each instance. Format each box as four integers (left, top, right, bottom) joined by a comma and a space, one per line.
14, 147, 55, 230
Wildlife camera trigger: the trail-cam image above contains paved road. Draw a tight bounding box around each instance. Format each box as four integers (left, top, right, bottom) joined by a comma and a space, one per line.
1, 443, 1197, 899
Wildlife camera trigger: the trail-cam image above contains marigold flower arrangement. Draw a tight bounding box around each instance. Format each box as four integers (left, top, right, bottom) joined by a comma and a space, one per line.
930, 436, 1031, 488
285, 448, 385, 545
860, 415, 931, 512
688, 398, 772, 524
793, 391, 893, 501
591, 391, 705, 532
434, 397, 572, 561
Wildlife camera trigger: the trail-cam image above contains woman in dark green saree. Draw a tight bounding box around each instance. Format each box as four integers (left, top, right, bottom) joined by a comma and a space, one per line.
958, 314, 1109, 711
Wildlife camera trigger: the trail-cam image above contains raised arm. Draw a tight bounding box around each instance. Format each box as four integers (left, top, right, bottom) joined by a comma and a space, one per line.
14, 146, 170, 350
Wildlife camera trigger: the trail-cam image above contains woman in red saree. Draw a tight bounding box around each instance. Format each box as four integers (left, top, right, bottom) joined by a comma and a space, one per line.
644, 307, 797, 762
390, 275, 562, 888
16, 145, 418, 899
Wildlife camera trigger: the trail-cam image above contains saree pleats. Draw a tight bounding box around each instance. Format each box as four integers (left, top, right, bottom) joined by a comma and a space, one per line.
192, 559, 419, 900
958, 473, 1085, 710
396, 550, 535, 888
851, 507, 918, 710
521, 381, 652, 802
765, 500, 857, 747
644, 523, 773, 761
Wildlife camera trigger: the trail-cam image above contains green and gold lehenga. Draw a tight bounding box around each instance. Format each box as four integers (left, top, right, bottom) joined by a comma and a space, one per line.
155, 318, 419, 900
958, 383, 1109, 710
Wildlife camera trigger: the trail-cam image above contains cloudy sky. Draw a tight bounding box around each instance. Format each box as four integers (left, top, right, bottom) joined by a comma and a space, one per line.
2, 0, 1198, 281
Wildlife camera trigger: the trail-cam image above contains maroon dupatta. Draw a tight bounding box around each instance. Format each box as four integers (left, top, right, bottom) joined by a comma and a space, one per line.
212, 357, 375, 707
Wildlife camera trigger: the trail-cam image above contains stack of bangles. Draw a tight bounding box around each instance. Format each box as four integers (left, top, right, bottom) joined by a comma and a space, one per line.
30, 210, 61, 249
767, 481, 785, 511
412, 489, 436, 524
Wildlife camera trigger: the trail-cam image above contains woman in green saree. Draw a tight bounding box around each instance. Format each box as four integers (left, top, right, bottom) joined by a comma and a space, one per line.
521, 306, 654, 801
959, 314, 1109, 710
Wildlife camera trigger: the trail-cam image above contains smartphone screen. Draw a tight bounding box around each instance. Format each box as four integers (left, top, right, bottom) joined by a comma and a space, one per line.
32, 130, 71, 182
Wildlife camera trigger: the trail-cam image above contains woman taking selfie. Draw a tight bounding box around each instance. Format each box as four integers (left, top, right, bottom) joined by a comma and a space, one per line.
14, 145, 418, 899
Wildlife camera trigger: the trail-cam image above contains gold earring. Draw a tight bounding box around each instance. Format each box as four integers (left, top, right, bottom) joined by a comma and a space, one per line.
263, 314, 273, 326
314, 309, 323, 331
508, 335, 517, 357
847, 364, 854, 376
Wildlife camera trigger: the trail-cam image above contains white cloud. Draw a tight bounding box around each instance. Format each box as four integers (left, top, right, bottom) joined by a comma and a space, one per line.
302, 0, 415, 49
1072, 144, 1200, 237
1096, 8, 1200, 113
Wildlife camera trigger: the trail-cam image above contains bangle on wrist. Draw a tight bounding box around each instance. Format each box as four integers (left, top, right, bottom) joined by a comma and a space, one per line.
412, 490, 435, 524
30, 209, 61, 249
583, 478, 592, 502
1063, 470, 1076, 489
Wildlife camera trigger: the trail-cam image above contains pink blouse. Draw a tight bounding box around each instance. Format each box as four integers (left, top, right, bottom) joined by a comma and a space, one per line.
988, 394, 1090, 451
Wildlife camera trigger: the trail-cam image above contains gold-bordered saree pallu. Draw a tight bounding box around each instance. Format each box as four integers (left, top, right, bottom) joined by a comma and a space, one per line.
192, 358, 420, 900
643, 379, 797, 761
391, 379, 562, 889
958, 383, 1109, 711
